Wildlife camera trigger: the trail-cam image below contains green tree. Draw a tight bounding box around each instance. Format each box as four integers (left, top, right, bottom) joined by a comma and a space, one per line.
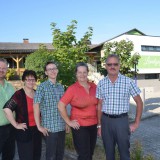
50, 20, 93, 87
25, 20, 93, 87
25, 44, 53, 80
101, 40, 140, 77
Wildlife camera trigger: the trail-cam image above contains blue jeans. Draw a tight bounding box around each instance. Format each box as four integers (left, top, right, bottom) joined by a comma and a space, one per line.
0, 124, 15, 160
44, 131, 65, 160
72, 124, 97, 160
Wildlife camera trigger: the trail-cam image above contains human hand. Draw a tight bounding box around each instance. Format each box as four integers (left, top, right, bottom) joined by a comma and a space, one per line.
38, 126, 49, 136
65, 124, 71, 133
68, 120, 80, 130
97, 127, 102, 137
15, 123, 27, 131
129, 122, 139, 133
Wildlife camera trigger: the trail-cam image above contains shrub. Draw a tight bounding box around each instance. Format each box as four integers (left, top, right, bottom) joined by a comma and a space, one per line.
6, 68, 19, 80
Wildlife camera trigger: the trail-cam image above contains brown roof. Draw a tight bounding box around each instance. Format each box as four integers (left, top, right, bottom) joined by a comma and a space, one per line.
0, 42, 53, 53
0, 42, 98, 54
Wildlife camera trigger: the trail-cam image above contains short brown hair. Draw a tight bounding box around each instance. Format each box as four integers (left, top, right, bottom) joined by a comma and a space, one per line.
44, 61, 57, 71
75, 62, 89, 73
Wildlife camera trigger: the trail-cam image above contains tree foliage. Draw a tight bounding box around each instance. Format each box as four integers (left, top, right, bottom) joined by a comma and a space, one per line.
50, 20, 93, 87
25, 44, 53, 80
6, 68, 18, 80
25, 20, 93, 87
101, 40, 140, 77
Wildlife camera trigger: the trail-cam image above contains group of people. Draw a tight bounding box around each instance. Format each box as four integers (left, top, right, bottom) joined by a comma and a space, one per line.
0, 54, 143, 160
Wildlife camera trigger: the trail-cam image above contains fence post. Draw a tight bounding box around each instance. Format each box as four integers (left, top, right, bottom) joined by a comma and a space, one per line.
142, 88, 145, 110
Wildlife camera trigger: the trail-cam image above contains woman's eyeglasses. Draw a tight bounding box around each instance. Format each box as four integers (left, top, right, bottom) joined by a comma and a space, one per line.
25, 79, 36, 82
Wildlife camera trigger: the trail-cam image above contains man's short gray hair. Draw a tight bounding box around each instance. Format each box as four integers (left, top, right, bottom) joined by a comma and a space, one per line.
105, 54, 120, 63
0, 58, 8, 66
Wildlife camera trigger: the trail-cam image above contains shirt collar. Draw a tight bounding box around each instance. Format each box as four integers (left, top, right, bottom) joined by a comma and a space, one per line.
47, 79, 58, 86
0, 79, 8, 89
106, 73, 121, 83
75, 81, 93, 88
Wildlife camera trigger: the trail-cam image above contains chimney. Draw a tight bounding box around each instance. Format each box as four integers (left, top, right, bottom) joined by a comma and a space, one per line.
23, 38, 29, 44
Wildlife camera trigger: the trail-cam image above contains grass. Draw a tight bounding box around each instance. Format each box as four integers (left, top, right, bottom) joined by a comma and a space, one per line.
65, 133, 155, 160
130, 141, 155, 160
65, 132, 75, 151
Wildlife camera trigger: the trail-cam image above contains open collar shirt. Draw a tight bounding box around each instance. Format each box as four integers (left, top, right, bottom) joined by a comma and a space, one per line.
0, 80, 15, 126
34, 80, 65, 133
96, 73, 141, 115
60, 81, 98, 126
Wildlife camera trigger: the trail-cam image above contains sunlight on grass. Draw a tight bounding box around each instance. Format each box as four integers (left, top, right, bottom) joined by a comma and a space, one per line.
65, 133, 155, 160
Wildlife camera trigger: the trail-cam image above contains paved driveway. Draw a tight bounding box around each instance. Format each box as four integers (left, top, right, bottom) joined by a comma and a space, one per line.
130, 115, 160, 160
1, 115, 159, 160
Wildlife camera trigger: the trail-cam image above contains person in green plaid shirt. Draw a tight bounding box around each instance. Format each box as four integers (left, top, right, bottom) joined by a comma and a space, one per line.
34, 61, 66, 160
0, 58, 15, 160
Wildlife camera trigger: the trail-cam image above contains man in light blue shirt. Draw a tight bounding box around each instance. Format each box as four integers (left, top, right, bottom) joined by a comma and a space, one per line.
0, 58, 15, 160
96, 54, 143, 160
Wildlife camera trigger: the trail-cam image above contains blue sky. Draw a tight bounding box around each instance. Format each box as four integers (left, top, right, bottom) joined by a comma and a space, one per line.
1, 0, 160, 44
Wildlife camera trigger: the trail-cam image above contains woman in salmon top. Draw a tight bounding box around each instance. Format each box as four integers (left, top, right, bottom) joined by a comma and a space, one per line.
3, 70, 41, 160
58, 62, 98, 160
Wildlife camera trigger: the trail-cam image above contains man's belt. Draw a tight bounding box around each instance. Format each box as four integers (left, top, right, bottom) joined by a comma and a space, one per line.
103, 112, 128, 118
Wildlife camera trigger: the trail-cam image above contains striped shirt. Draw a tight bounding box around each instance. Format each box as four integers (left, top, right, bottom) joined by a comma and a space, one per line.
0, 80, 15, 126
96, 73, 141, 115
34, 80, 65, 133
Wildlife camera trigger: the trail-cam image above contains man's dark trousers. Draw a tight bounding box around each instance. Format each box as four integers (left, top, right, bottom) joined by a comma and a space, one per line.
102, 114, 130, 160
0, 124, 15, 160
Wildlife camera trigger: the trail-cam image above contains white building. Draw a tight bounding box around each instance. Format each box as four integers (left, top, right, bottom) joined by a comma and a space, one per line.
90, 29, 160, 80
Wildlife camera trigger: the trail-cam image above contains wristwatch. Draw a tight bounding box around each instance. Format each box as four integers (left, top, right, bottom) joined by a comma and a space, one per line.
97, 125, 101, 128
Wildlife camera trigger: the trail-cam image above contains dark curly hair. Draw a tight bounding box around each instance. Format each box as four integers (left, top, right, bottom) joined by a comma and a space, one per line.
22, 70, 37, 81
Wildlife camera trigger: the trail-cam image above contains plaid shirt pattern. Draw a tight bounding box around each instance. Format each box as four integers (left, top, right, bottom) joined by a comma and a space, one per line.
96, 73, 141, 115
34, 80, 65, 132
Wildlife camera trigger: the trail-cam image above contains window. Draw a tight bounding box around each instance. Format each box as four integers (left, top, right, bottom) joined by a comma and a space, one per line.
145, 74, 158, 79
141, 45, 160, 52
